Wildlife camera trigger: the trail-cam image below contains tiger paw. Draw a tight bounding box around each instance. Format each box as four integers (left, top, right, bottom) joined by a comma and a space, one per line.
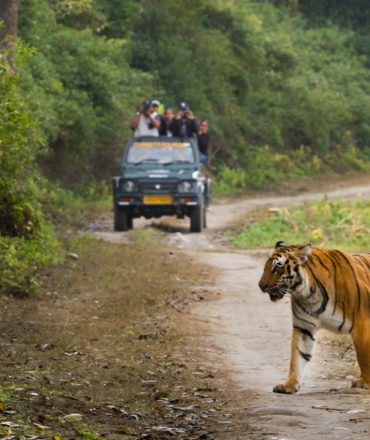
351, 377, 370, 389
273, 382, 299, 394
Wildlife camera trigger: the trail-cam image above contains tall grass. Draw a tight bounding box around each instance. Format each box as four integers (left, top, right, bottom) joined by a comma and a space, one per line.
233, 197, 370, 251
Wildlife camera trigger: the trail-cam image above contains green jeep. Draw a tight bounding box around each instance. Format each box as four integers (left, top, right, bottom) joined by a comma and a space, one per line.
112, 136, 211, 232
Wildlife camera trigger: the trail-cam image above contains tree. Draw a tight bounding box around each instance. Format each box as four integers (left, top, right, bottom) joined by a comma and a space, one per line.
0, 0, 19, 66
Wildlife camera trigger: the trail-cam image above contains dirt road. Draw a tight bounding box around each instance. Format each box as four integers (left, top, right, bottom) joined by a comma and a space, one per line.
91, 177, 370, 439
1, 178, 369, 439
145, 179, 370, 439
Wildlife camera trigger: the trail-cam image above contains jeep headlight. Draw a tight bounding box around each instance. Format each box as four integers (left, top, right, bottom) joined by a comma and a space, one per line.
178, 181, 193, 193
123, 180, 136, 192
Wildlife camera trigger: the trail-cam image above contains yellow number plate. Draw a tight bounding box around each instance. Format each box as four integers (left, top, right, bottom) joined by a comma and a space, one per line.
143, 195, 173, 204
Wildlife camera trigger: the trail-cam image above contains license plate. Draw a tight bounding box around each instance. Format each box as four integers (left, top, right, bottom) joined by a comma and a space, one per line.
143, 195, 173, 204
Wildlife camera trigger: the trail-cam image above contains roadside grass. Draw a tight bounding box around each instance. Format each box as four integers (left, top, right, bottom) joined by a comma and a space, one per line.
232, 197, 370, 251
0, 234, 227, 439
212, 146, 370, 196
0, 181, 113, 296
43, 185, 112, 231
135, 226, 158, 244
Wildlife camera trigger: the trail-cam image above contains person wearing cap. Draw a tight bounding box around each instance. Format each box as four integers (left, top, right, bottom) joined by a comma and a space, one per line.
170, 102, 197, 138
151, 100, 161, 121
130, 100, 160, 137
151, 99, 160, 111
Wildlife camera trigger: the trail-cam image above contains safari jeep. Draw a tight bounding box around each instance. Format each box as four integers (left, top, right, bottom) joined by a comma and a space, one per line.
112, 136, 211, 232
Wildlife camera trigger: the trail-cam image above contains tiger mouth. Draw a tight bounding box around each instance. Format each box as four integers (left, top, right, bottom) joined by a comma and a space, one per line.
268, 290, 286, 301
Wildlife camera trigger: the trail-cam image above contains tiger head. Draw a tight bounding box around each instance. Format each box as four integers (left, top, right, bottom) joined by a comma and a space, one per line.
258, 241, 312, 302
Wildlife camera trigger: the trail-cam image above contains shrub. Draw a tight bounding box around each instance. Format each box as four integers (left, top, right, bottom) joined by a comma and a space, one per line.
233, 198, 370, 251
0, 44, 61, 294
213, 144, 326, 194
0, 224, 61, 295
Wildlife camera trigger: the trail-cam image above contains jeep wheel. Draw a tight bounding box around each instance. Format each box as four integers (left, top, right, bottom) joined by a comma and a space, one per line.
203, 205, 207, 229
114, 206, 130, 231
190, 204, 204, 233
128, 215, 133, 230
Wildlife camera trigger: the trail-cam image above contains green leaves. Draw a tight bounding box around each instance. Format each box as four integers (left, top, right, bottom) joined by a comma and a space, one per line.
15, 0, 370, 184
233, 198, 370, 251
1, 0, 370, 292
0, 39, 61, 294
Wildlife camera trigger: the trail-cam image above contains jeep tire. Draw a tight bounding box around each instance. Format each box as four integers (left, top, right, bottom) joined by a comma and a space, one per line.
190, 204, 204, 233
203, 205, 207, 229
114, 206, 131, 231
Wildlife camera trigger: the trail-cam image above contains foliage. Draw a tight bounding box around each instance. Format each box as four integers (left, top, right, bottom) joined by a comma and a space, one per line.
38, 179, 110, 230
14, 0, 370, 190
129, 0, 370, 166
75, 426, 101, 440
18, 0, 157, 184
233, 198, 370, 251
212, 142, 369, 194
2, 0, 370, 293
135, 227, 157, 245
0, 52, 42, 236
0, 226, 60, 295
0, 44, 61, 294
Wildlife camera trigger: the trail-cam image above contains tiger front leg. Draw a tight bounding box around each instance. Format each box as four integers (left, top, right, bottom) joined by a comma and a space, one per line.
351, 321, 370, 389
273, 326, 317, 394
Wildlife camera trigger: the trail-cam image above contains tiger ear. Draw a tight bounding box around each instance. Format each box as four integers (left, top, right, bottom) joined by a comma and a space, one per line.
275, 240, 286, 249
299, 244, 312, 264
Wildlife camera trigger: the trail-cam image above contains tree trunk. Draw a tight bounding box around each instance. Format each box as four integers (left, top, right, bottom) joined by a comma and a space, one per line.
0, 0, 19, 67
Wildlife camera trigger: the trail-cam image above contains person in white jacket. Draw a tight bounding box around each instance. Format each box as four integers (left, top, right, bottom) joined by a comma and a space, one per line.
130, 100, 160, 137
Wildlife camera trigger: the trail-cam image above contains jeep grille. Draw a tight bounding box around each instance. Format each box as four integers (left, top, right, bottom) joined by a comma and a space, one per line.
137, 179, 178, 193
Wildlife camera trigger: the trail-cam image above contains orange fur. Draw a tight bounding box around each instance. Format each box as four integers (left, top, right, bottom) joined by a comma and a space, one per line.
259, 242, 370, 393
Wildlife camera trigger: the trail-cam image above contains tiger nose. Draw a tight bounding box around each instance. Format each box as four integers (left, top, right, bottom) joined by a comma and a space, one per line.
259, 281, 268, 292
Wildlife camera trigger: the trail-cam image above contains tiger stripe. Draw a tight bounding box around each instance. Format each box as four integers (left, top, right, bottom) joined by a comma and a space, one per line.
299, 350, 312, 362
293, 326, 316, 341
259, 242, 370, 394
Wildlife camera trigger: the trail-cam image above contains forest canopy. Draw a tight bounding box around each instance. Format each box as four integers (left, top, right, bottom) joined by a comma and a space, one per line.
15, 0, 370, 184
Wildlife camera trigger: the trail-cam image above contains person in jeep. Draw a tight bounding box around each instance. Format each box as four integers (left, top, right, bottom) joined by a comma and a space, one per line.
159, 107, 175, 136
197, 118, 210, 165
130, 99, 161, 137
170, 102, 197, 138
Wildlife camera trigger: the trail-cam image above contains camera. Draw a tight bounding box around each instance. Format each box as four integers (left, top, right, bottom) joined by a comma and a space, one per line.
142, 102, 151, 113
182, 110, 189, 119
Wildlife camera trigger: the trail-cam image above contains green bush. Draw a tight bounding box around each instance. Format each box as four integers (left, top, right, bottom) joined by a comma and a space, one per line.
15, 0, 370, 190
213, 144, 323, 194
233, 198, 370, 251
18, 0, 157, 185
0, 226, 60, 295
0, 43, 61, 295
2, 0, 369, 296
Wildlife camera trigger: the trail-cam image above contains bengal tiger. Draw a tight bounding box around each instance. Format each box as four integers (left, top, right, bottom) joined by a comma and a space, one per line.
258, 241, 370, 394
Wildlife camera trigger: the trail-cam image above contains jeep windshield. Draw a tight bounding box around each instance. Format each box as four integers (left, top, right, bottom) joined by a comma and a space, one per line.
126, 139, 195, 165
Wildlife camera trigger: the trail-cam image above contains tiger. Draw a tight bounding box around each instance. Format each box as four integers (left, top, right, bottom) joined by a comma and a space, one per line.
258, 241, 370, 394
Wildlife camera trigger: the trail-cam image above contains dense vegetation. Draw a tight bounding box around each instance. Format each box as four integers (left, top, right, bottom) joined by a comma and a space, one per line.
233, 198, 370, 251
15, 0, 370, 186
1, 0, 370, 293
16, 0, 370, 186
